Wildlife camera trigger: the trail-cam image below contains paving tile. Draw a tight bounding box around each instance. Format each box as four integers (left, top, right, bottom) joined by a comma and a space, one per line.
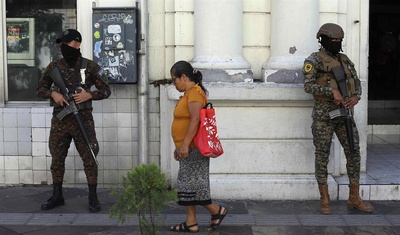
298, 214, 345, 226
73, 214, 119, 226
342, 214, 391, 226
255, 214, 299, 226
27, 213, 77, 225
0, 213, 33, 225
386, 215, 400, 226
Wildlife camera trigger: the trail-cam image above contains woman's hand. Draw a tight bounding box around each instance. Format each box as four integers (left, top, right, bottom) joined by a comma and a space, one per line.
179, 145, 189, 158
174, 145, 189, 161
174, 149, 181, 161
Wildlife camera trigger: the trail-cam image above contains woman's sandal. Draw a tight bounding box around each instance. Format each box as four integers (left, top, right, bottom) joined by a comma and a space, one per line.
208, 206, 228, 233
170, 222, 199, 233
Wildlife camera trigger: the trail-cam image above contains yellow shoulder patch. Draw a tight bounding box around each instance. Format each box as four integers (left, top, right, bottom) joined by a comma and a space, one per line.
303, 63, 313, 73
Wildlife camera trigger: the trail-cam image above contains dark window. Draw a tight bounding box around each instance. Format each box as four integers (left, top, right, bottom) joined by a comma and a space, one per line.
6, 0, 77, 101
368, 0, 400, 100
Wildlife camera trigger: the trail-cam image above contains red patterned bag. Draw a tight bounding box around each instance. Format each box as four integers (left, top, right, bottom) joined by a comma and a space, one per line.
194, 103, 224, 158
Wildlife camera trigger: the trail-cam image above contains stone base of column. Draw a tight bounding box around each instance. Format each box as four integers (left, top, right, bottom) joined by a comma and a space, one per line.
262, 56, 306, 84
199, 69, 253, 82
263, 68, 305, 84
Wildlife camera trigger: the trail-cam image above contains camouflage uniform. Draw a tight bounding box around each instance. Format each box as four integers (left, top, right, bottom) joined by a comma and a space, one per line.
303, 48, 362, 185
37, 57, 111, 185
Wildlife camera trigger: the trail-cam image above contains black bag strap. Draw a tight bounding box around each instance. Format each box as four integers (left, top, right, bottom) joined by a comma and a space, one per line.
204, 102, 213, 109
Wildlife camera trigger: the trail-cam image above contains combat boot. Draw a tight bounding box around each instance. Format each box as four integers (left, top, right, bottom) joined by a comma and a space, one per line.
347, 183, 373, 213
88, 184, 101, 212
41, 183, 65, 210
318, 184, 331, 214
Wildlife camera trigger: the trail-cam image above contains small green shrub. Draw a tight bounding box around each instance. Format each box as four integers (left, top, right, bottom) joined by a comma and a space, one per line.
110, 163, 177, 235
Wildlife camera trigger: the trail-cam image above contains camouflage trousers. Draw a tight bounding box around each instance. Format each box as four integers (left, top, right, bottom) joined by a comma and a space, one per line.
49, 111, 99, 185
312, 117, 361, 185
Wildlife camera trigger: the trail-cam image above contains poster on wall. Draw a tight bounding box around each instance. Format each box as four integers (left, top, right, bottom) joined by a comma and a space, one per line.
6, 18, 35, 66
6, 18, 39, 101
92, 8, 137, 84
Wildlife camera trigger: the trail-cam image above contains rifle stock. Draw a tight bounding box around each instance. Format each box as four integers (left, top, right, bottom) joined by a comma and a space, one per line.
48, 67, 99, 165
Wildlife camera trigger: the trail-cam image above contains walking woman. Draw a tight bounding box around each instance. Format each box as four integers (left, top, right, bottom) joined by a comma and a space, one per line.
169, 61, 228, 233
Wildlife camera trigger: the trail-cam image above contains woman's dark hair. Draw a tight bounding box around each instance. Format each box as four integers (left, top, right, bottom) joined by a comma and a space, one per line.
170, 60, 208, 95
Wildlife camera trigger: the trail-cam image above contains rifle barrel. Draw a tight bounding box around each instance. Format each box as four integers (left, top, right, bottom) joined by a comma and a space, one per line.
73, 113, 99, 165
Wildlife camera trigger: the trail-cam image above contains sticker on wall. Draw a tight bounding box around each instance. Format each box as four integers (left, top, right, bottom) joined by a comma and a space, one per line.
104, 37, 113, 45
109, 56, 119, 66
107, 50, 115, 57
113, 34, 121, 42
117, 50, 134, 67
107, 24, 122, 34
94, 23, 100, 28
93, 40, 103, 58
117, 42, 124, 49
94, 31, 101, 39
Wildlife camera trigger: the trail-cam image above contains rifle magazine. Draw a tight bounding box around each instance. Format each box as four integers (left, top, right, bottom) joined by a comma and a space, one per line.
56, 106, 74, 120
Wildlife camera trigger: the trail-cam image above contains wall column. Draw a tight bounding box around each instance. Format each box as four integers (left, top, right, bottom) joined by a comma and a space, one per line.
191, 0, 251, 82
77, 0, 94, 58
262, 0, 319, 83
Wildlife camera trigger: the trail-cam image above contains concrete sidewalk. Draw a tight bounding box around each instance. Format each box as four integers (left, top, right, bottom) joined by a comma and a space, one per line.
1, 186, 400, 235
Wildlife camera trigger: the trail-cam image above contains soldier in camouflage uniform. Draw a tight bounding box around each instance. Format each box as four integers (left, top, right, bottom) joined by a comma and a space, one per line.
37, 29, 111, 212
303, 23, 373, 214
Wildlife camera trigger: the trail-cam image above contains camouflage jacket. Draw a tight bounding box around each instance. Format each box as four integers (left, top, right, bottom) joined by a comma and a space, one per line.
37, 57, 111, 112
302, 49, 361, 120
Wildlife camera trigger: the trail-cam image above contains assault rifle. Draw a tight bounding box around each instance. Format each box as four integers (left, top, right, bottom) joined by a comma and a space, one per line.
328, 58, 355, 154
48, 67, 99, 165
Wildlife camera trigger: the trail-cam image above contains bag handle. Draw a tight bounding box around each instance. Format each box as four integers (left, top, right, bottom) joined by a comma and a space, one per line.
204, 102, 213, 109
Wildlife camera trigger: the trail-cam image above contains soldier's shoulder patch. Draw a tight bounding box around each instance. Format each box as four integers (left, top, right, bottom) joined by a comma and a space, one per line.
303, 62, 313, 73
98, 68, 104, 76
98, 69, 109, 83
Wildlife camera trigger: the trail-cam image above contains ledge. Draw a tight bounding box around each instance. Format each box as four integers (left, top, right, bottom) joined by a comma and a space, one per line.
167, 82, 313, 101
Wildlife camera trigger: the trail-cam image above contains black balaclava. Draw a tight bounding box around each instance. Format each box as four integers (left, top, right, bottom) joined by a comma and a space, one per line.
320, 35, 342, 55
60, 43, 81, 67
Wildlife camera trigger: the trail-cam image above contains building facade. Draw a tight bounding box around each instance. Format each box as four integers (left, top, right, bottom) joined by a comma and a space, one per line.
0, 0, 375, 200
